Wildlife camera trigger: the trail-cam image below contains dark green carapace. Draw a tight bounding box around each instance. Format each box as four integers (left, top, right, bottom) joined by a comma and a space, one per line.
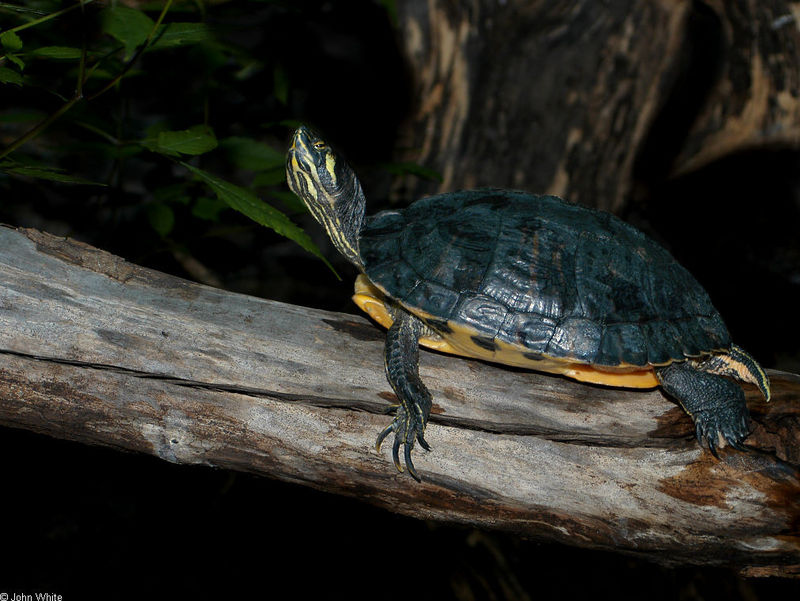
360, 190, 729, 367
286, 125, 771, 481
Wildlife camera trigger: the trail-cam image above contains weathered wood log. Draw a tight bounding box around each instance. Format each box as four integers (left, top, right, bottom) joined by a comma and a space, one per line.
0, 224, 798, 576
394, 1, 800, 210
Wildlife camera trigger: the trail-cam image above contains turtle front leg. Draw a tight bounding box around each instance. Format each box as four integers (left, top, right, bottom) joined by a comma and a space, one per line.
655, 361, 751, 456
375, 311, 432, 481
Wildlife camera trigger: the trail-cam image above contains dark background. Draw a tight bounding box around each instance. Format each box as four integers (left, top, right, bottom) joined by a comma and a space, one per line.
1, 1, 798, 598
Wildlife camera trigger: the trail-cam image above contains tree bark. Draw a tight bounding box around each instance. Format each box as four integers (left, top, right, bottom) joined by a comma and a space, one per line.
672, 0, 800, 175
0, 224, 798, 576
393, 0, 800, 210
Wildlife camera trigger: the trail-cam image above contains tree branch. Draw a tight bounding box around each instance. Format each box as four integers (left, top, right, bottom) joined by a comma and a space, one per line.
0, 225, 797, 576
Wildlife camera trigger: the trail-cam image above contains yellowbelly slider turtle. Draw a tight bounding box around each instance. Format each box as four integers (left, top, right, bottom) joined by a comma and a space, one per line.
286, 125, 771, 481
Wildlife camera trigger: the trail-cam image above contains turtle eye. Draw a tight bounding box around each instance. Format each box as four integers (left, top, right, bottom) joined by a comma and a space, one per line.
313, 141, 328, 151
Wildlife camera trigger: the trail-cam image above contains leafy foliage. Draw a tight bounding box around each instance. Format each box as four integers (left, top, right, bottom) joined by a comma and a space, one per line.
141, 125, 219, 157
182, 162, 337, 275
0, 0, 336, 276
0, 0, 420, 290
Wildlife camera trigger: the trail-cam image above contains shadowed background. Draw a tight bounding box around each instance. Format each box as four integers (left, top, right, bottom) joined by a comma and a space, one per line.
1, 0, 799, 598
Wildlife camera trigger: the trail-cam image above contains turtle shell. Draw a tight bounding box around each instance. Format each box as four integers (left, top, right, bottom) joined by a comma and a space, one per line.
357, 189, 729, 377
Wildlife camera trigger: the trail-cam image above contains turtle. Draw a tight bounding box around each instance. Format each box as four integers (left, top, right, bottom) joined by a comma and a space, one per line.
286, 125, 771, 481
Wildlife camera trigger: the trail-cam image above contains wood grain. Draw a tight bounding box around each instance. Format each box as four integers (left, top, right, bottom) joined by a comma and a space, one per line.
0, 225, 798, 576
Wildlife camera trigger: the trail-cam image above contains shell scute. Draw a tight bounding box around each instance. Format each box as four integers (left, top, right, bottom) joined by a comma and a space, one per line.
546, 317, 603, 362
499, 312, 558, 353
453, 294, 508, 338
403, 280, 460, 318
597, 323, 648, 367
359, 189, 730, 368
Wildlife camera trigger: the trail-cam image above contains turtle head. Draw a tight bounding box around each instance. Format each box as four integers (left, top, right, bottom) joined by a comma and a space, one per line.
287, 125, 365, 268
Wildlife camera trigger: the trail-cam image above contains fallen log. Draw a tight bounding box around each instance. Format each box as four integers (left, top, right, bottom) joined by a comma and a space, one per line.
0, 224, 797, 576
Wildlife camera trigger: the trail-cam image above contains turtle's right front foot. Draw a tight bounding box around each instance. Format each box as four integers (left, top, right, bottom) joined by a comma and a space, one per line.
375, 400, 431, 481
656, 361, 753, 457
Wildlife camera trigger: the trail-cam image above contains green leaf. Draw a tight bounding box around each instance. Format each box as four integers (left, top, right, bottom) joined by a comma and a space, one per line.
107, 143, 144, 160
149, 23, 211, 50
30, 46, 83, 60
0, 67, 24, 86
233, 57, 262, 81
146, 203, 175, 237
1, 30, 23, 51
251, 167, 286, 188
144, 121, 169, 137
5, 53, 24, 70
182, 162, 338, 276
102, 6, 154, 57
154, 183, 191, 205
269, 190, 307, 214
220, 136, 284, 171
277, 119, 304, 130
191, 196, 228, 222
142, 125, 218, 157
1, 164, 105, 185
0, 109, 45, 123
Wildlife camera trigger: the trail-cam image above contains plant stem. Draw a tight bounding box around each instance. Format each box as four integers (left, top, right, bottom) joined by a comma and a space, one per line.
148, 0, 174, 44
86, 0, 174, 101
0, 94, 81, 160
3, 0, 95, 35
1, 0, 174, 158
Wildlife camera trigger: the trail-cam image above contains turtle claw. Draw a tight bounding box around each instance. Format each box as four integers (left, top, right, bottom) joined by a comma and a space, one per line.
707, 435, 719, 459
695, 422, 704, 446
392, 436, 403, 472
375, 422, 394, 453
375, 401, 427, 481
404, 443, 420, 482
728, 439, 749, 452
692, 403, 751, 458
417, 432, 432, 452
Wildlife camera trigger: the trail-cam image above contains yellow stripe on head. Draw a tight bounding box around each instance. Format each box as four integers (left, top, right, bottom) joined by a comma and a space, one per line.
326, 153, 337, 188
300, 171, 318, 201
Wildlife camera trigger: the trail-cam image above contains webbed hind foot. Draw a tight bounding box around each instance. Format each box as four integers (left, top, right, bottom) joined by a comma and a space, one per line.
656, 360, 752, 454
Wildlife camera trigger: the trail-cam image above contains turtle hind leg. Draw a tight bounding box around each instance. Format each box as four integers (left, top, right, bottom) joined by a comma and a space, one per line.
655, 361, 751, 456
376, 311, 432, 481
